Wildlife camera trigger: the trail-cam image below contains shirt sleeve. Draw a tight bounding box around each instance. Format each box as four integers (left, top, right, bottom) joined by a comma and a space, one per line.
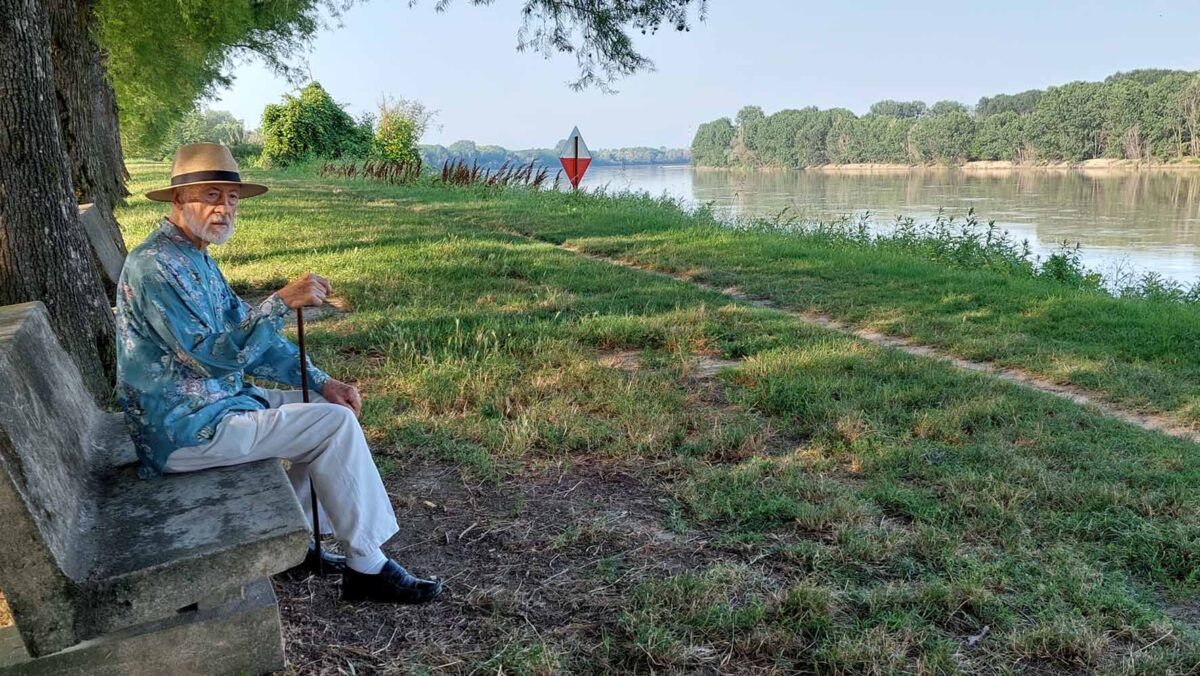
135, 263, 292, 379
235, 296, 332, 394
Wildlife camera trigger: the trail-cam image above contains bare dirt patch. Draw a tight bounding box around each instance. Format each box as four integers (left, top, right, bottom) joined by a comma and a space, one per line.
274, 459, 731, 674
596, 350, 740, 382
596, 350, 641, 373
689, 355, 741, 380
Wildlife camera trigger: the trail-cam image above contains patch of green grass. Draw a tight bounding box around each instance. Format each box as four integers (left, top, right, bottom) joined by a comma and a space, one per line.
488, 186, 1200, 428
475, 638, 562, 675
117, 164, 1200, 672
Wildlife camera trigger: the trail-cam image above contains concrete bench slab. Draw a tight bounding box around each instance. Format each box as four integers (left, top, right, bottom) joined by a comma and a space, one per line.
79, 414, 309, 637
0, 301, 310, 663
0, 578, 287, 676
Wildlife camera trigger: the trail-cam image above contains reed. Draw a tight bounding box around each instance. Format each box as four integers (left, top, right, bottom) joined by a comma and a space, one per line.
319, 158, 423, 185
439, 158, 555, 188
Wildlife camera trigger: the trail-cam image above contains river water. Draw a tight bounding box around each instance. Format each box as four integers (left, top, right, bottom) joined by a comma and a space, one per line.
578, 164, 1200, 287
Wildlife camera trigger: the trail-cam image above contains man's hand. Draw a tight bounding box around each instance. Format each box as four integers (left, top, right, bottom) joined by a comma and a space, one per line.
278, 273, 332, 309
322, 378, 362, 418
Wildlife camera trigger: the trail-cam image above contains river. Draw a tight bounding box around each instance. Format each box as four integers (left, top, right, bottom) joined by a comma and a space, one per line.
577, 164, 1200, 287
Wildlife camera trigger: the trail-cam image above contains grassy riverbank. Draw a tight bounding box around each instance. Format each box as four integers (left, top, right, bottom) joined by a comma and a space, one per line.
489, 190, 1200, 431
118, 163, 1200, 673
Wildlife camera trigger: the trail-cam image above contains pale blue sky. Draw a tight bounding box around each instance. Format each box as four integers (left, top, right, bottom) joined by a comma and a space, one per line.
212, 0, 1200, 149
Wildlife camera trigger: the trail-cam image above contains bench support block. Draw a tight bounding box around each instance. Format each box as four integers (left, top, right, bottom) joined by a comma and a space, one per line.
0, 578, 285, 676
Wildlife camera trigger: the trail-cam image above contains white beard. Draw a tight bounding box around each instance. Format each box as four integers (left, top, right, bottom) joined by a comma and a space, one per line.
183, 213, 236, 245
204, 220, 235, 245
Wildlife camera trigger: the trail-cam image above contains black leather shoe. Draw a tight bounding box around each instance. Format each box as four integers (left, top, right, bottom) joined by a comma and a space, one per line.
341, 560, 444, 604
284, 544, 348, 577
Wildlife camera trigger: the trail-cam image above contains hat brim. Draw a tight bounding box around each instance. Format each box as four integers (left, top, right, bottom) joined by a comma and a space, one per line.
145, 180, 269, 203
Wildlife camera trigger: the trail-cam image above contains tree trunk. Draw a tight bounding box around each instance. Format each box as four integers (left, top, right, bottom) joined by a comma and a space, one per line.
0, 0, 117, 402
47, 0, 128, 300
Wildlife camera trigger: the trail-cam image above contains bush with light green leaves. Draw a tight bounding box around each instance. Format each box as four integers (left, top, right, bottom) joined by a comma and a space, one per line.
260, 82, 372, 167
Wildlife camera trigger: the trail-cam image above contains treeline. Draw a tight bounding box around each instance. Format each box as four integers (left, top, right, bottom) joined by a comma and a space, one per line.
692, 69, 1200, 167
420, 141, 689, 169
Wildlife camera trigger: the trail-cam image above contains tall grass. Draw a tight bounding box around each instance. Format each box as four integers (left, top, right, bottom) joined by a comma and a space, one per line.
319, 159, 423, 185
439, 158, 556, 188
742, 207, 1200, 303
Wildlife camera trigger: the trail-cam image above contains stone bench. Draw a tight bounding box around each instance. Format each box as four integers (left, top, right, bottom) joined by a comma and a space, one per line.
0, 302, 311, 675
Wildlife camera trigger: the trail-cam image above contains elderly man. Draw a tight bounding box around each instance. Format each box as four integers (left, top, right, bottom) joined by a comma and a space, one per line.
116, 143, 442, 604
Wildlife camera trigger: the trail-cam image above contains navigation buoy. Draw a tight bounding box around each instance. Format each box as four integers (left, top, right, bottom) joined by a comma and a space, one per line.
558, 126, 591, 189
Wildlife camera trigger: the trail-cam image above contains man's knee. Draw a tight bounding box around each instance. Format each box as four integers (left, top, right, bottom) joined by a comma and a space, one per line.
313, 402, 360, 428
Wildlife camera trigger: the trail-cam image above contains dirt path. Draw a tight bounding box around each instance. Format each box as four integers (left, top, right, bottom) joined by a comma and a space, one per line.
535, 240, 1200, 446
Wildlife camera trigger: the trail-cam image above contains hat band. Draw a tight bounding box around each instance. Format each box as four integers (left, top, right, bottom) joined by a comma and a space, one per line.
170, 170, 242, 186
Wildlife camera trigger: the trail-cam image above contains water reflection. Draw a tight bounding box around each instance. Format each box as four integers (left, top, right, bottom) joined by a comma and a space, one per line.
581, 165, 1200, 285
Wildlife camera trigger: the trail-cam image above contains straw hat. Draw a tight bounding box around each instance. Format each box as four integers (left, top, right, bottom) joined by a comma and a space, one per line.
145, 143, 268, 202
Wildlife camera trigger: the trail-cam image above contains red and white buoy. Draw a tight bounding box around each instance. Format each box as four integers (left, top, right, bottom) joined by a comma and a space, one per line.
558, 126, 591, 190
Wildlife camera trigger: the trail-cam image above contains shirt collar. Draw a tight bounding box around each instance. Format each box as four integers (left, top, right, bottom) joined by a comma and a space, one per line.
158, 218, 205, 254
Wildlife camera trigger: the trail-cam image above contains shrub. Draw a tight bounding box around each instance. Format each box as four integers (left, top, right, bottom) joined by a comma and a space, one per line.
228, 142, 263, 163
260, 82, 372, 166
153, 108, 249, 160
370, 95, 435, 164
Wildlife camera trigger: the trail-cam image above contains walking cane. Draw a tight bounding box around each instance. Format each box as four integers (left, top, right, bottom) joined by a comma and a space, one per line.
297, 307, 324, 576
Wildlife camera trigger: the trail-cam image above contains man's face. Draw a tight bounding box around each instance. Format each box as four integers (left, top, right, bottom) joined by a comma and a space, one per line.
175, 184, 239, 245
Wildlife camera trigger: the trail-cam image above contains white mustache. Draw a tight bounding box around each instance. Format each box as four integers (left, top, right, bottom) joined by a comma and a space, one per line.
202, 219, 235, 244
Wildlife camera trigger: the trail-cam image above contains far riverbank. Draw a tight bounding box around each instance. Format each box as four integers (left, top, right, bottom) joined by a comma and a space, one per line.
694, 158, 1200, 174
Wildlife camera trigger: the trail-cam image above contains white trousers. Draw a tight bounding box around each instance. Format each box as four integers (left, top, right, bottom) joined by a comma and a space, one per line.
164, 389, 399, 559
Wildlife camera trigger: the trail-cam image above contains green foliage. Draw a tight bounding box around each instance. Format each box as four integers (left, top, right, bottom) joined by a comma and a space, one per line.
98, 0, 331, 155
690, 118, 735, 167
729, 105, 766, 165
910, 111, 975, 163
823, 108, 859, 164
694, 69, 1200, 166
851, 114, 913, 163
153, 109, 258, 161
928, 100, 968, 116
373, 116, 418, 164
1027, 81, 1105, 161
1100, 78, 1151, 159
973, 111, 1025, 161
1105, 69, 1192, 87
976, 89, 1042, 117
260, 83, 373, 166
754, 109, 811, 167
794, 109, 835, 166
370, 96, 434, 164
868, 99, 927, 118
1143, 72, 1194, 158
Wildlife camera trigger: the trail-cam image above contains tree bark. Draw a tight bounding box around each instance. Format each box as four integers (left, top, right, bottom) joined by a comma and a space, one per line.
0, 0, 117, 402
47, 0, 128, 300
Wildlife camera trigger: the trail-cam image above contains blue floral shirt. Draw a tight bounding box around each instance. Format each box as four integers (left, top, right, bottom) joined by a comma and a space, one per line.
116, 219, 330, 477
